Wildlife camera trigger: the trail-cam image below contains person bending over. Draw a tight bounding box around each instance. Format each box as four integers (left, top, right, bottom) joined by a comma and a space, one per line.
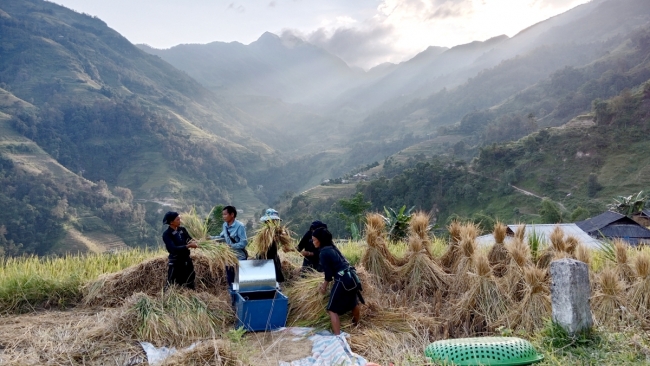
313, 227, 363, 335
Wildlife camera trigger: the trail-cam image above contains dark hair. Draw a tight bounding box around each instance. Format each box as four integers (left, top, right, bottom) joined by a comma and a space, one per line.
162, 211, 179, 225
312, 227, 333, 247
222, 205, 237, 218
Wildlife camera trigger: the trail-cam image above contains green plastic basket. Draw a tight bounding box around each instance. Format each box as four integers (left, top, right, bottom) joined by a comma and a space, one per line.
424, 337, 544, 366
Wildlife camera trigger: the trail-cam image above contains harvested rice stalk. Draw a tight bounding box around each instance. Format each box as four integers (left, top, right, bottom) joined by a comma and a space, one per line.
629, 251, 650, 316
161, 339, 236, 366
488, 222, 510, 277
250, 220, 295, 258
180, 207, 211, 243
448, 220, 462, 244
180, 208, 239, 270
549, 226, 566, 253
106, 289, 234, 347
504, 239, 532, 301
397, 236, 448, 298
565, 236, 579, 256
441, 221, 462, 271
453, 253, 511, 327
409, 211, 436, 259
514, 224, 526, 242
453, 234, 477, 281
362, 246, 397, 287
574, 244, 592, 266
461, 222, 481, 241
363, 213, 403, 267
501, 266, 550, 332
592, 267, 628, 327
613, 239, 635, 284
285, 272, 330, 328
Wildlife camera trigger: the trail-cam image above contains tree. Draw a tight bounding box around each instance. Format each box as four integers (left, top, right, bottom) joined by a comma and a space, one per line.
206, 204, 225, 236
607, 191, 648, 217
338, 193, 371, 239
540, 198, 563, 223
383, 205, 415, 241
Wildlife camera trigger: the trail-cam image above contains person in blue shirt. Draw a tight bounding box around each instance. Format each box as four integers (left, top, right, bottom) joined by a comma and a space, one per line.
161, 211, 198, 290
210, 205, 248, 287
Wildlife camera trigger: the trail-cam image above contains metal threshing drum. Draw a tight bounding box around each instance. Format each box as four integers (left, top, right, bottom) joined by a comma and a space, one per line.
425, 337, 544, 366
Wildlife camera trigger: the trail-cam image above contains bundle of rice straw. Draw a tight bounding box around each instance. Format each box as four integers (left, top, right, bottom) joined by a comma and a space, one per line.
180, 208, 239, 270
501, 266, 550, 332
514, 224, 526, 242
397, 234, 448, 299
592, 267, 628, 327
82, 254, 227, 307
574, 244, 591, 266
281, 258, 302, 284
453, 253, 511, 327
629, 251, 650, 317
504, 238, 532, 301
104, 289, 234, 347
441, 220, 462, 270
565, 236, 579, 256
408, 212, 435, 259
451, 232, 478, 291
161, 339, 236, 366
613, 239, 635, 284
362, 214, 400, 285
285, 272, 330, 328
488, 222, 510, 277
537, 226, 566, 268
250, 220, 295, 259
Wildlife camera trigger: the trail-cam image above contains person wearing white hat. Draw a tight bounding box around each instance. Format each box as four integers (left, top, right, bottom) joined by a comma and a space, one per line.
258, 208, 285, 283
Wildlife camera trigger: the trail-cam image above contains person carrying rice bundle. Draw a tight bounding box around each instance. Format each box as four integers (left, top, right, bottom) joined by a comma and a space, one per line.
296, 220, 328, 272
256, 208, 286, 283
313, 227, 364, 335
210, 205, 248, 288
162, 211, 198, 290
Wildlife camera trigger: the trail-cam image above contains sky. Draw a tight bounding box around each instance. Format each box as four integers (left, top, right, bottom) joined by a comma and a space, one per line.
52, 0, 591, 69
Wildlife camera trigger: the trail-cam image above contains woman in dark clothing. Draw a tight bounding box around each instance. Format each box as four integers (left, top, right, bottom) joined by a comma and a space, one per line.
161, 211, 198, 290
313, 227, 362, 335
296, 220, 327, 272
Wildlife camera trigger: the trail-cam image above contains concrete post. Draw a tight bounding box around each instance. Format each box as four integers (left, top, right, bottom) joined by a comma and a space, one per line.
550, 258, 593, 334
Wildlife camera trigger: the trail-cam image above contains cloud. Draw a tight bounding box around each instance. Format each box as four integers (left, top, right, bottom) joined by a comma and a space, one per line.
379, 0, 474, 21
269, 1, 276, 7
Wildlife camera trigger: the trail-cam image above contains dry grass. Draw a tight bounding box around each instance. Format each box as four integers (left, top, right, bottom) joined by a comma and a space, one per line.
502, 266, 551, 332
575, 244, 592, 266
514, 224, 526, 241
82, 253, 226, 307
629, 251, 650, 317
592, 267, 628, 327
362, 213, 400, 282
504, 238, 533, 301
250, 221, 295, 258
614, 239, 635, 284
493, 221, 507, 244
285, 272, 329, 328
565, 236, 579, 255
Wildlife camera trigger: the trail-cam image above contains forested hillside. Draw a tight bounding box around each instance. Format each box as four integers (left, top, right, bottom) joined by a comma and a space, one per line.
281, 82, 650, 237
0, 0, 275, 254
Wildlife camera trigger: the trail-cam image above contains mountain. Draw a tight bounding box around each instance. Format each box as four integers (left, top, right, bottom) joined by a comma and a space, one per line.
0, 0, 273, 254
138, 32, 364, 105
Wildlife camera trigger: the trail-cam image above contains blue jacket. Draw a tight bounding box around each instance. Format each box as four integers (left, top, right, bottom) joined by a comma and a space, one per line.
216, 220, 248, 260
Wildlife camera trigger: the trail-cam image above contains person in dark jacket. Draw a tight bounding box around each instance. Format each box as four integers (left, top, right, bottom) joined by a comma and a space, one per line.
257, 208, 285, 283
162, 211, 198, 290
313, 227, 362, 335
296, 220, 327, 272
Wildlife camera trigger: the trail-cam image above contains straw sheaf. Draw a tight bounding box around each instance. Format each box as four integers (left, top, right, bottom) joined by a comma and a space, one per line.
448, 221, 462, 244
514, 224, 526, 242
364, 213, 404, 266
501, 266, 550, 332
365, 213, 387, 239
396, 251, 448, 299
460, 222, 480, 241
82, 254, 227, 307
503, 240, 532, 301
565, 236, 579, 255
592, 268, 628, 327
629, 252, 650, 316
574, 244, 592, 266
488, 242, 510, 277
549, 226, 566, 253
285, 272, 330, 328
614, 239, 635, 284
493, 222, 507, 244
361, 246, 398, 287
408, 212, 431, 240
250, 222, 295, 259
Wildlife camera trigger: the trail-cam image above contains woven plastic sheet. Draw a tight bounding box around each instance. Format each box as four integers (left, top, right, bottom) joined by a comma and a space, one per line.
278, 327, 367, 366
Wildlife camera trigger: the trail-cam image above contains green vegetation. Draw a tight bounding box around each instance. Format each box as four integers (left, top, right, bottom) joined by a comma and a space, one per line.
0, 248, 163, 313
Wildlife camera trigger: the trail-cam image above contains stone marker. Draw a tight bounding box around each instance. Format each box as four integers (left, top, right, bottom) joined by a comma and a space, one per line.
550, 258, 593, 334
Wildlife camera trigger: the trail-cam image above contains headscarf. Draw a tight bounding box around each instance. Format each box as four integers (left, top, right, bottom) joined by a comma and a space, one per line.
162, 211, 179, 225
312, 227, 333, 247
310, 220, 327, 231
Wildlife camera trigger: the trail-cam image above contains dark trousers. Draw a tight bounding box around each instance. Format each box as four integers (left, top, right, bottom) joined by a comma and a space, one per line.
226, 266, 236, 288
166, 260, 196, 290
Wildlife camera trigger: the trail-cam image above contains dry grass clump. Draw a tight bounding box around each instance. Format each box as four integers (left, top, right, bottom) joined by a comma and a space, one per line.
613, 239, 635, 284
503, 266, 550, 332
453, 253, 511, 328
362, 213, 399, 283
488, 222, 510, 277
514, 224, 526, 241
629, 251, 650, 316
397, 234, 448, 298
441, 221, 462, 270
161, 339, 237, 366
409, 211, 436, 259
105, 289, 234, 347
180, 208, 239, 270
250, 221, 295, 258
82, 254, 226, 307
592, 268, 628, 327
504, 238, 532, 300
348, 326, 433, 364
565, 236, 579, 256
575, 244, 592, 266
285, 272, 329, 328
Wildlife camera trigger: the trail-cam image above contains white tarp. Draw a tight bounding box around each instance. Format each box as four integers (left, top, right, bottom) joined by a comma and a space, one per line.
279, 327, 367, 366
